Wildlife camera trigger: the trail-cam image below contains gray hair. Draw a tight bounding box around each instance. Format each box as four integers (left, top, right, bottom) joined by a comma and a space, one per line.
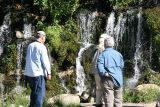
104, 36, 114, 47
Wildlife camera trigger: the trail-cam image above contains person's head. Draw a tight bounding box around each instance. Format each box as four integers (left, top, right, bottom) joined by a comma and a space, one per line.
98, 33, 110, 50
36, 31, 46, 44
104, 36, 114, 48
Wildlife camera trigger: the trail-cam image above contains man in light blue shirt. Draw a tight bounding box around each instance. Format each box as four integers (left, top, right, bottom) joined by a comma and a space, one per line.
97, 35, 124, 107
24, 31, 51, 107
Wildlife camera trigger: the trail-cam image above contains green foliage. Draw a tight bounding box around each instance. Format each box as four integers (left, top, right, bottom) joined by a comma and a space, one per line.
123, 88, 160, 103
36, 21, 46, 30
3, 75, 16, 93
134, 89, 160, 103
48, 0, 79, 22
145, 7, 160, 35
45, 19, 79, 69
123, 89, 135, 103
145, 7, 160, 58
46, 65, 64, 98
137, 71, 160, 86
64, 69, 76, 93
34, 0, 48, 6
46, 23, 62, 51
123, 60, 134, 78
50, 99, 80, 107
4, 94, 29, 107
108, 0, 135, 9
0, 44, 17, 75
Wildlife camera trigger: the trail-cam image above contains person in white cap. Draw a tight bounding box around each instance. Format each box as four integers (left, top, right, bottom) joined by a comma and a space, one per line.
24, 31, 51, 107
97, 36, 124, 107
91, 33, 110, 107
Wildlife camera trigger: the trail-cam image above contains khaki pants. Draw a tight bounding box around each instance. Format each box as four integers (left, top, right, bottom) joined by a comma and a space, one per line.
95, 73, 103, 104
102, 77, 122, 107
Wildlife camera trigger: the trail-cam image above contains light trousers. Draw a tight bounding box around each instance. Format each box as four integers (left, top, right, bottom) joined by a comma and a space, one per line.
102, 77, 122, 107
95, 73, 103, 104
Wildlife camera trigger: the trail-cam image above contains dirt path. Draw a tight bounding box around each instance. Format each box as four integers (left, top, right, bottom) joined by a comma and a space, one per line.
80, 102, 156, 107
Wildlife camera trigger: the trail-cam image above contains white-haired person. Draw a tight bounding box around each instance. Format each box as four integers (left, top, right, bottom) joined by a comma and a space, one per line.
24, 31, 51, 107
92, 33, 110, 107
97, 36, 124, 107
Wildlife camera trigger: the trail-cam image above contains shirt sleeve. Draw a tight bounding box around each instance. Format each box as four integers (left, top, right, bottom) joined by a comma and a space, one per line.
41, 45, 51, 75
97, 53, 106, 77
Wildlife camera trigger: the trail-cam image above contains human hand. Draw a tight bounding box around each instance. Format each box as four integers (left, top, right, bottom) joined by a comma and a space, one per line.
47, 74, 51, 80
105, 72, 110, 77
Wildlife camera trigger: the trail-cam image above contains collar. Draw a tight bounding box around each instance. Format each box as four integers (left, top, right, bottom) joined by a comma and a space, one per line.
105, 47, 113, 51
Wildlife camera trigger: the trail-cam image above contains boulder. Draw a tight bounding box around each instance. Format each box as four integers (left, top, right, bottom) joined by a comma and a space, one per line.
136, 84, 160, 92
48, 94, 80, 105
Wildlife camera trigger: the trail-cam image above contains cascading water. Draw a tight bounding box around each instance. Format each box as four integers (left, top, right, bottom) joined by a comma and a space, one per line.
0, 13, 11, 56
60, 78, 70, 94
114, 13, 126, 49
23, 17, 32, 39
16, 17, 33, 94
127, 8, 143, 89
16, 41, 23, 94
0, 12, 11, 106
105, 12, 126, 49
76, 10, 97, 95
0, 75, 4, 107
105, 12, 115, 36
105, 9, 144, 89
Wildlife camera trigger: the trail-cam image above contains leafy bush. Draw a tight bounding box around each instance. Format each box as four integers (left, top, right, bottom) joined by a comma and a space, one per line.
46, 65, 65, 98
134, 89, 160, 103
48, 0, 79, 23
144, 7, 160, 71
123, 89, 135, 103
4, 94, 29, 107
0, 44, 17, 75
123, 88, 160, 103
45, 19, 79, 70
108, 0, 135, 9
137, 71, 160, 86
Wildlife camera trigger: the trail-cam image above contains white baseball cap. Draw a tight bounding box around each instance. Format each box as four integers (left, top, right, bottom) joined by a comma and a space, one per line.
37, 31, 46, 36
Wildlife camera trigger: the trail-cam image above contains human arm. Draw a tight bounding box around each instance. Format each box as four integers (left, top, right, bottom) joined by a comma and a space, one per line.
41, 45, 51, 80
97, 53, 107, 77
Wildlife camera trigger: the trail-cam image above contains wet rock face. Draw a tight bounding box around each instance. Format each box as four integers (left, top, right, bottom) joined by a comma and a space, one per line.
140, 0, 160, 7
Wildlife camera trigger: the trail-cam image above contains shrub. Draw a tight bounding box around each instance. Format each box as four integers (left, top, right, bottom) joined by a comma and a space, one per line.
0, 44, 17, 75
137, 71, 160, 86
123, 88, 160, 103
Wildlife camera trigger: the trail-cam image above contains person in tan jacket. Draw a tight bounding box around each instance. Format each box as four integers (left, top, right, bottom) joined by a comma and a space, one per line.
92, 33, 109, 107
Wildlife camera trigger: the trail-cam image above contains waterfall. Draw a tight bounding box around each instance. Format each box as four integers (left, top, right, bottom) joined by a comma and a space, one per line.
127, 8, 143, 89
105, 12, 126, 49
0, 13, 11, 106
0, 13, 11, 56
105, 12, 115, 36
17, 41, 23, 70
114, 13, 126, 49
16, 17, 33, 94
76, 10, 97, 95
23, 17, 32, 39
105, 9, 144, 89
16, 41, 23, 94
153, 0, 158, 5
60, 78, 70, 94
